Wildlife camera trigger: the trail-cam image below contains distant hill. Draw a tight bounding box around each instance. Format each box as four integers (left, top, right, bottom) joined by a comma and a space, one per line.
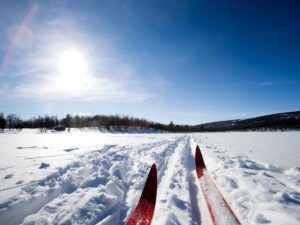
192, 111, 300, 131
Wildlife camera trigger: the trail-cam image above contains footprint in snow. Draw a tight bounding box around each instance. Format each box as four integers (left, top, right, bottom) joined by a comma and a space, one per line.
17, 146, 37, 149
39, 163, 50, 169
261, 172, 273, 178
4, 174, 13, 179
15, 180, 24, 184
171, 194, 188, 210
255, 214, 271, 224
279, 192, 300, 205
64, 147, 79, 152
225, 177, 239, 189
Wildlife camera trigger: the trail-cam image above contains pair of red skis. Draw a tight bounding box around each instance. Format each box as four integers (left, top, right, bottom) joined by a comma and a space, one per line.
126, 145, 241, 225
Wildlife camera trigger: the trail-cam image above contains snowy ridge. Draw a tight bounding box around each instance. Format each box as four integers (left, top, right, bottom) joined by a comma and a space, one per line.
0, 131, 299, 224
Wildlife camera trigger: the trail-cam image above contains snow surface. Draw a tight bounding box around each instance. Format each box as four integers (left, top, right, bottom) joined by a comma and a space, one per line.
0, 129, 299, 225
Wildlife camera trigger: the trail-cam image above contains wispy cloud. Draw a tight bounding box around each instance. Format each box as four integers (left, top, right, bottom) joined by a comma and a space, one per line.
224, 81, 283, 88
170, 111, 210, 117
9, 73, 153, 102
1, 60, 153, 103
254, 81, 280, 87
0, 6, 154, 103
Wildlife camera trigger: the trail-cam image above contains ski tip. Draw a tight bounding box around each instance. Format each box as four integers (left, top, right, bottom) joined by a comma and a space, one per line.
195, 145, 206, 178
150, 163, 157, 174
142, 163, 157, 204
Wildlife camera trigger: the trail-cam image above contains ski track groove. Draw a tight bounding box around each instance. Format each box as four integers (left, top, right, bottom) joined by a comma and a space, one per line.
185, 137, 202, 225
151, 135, 205, 225
122, 136, 186, 223
152, 136, 187, 224
119, 139, 178, 223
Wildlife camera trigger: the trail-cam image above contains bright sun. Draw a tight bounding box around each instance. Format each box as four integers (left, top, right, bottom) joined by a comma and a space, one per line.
58, 48, 88, 76
57, 48, 89, 91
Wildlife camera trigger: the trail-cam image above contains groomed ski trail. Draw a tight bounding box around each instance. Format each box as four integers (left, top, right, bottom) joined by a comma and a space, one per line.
152, 136, 203, 225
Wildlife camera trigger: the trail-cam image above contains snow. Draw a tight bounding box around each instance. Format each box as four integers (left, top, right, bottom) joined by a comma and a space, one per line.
192, 132, 300, 225
0, 129, 299, 225
198, 171, 240, 225
196, 131, 300, 168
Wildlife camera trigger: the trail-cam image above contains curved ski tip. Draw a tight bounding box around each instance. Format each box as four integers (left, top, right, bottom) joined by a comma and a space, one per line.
148, 164, 157, 187
150, 163, 157, 173
195, 145, 206, 178
141, 163, 157, 204
195, 145, 205, 168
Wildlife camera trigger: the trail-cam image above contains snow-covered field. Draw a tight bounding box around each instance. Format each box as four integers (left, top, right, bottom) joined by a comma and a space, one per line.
0, 129, 299, 225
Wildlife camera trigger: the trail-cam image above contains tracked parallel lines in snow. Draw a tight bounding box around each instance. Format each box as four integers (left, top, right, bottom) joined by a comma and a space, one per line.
0, 181, 39, 192
123, 138, 184, 223
184, 137, 202, 225
152, 136, 199, 224
23, 154, 70, 159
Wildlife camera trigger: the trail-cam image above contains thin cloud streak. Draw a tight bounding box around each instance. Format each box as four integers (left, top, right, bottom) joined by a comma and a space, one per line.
170, 111, 210, 117
3, 72, 153, 102
223, 81, 286, 88
254, 81, 280, 86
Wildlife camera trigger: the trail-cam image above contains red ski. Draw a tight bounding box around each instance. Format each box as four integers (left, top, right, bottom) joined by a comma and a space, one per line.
126, 164, 157, 225
195, 145, 241, 225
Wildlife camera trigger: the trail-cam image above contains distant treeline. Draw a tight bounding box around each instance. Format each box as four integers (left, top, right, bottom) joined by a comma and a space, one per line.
0, 112, 185, 132
1, 111, 300, 132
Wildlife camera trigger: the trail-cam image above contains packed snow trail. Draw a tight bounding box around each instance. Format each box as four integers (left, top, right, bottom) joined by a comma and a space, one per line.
0, 130, 299, 225
152, 136, 202, 224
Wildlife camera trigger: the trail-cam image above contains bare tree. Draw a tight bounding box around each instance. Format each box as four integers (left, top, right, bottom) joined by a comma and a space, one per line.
6, 114, 21, 130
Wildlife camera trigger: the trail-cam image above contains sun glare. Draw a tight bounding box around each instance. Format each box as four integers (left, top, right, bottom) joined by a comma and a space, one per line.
57, 48, 89, 91
58, 48, 87, 76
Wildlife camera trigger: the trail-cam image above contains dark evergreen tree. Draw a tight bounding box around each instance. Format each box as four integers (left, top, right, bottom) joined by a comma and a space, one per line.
0, 113, 7, 131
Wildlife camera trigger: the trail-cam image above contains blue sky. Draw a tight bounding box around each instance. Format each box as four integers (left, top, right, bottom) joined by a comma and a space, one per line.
0, 0, 299, 124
